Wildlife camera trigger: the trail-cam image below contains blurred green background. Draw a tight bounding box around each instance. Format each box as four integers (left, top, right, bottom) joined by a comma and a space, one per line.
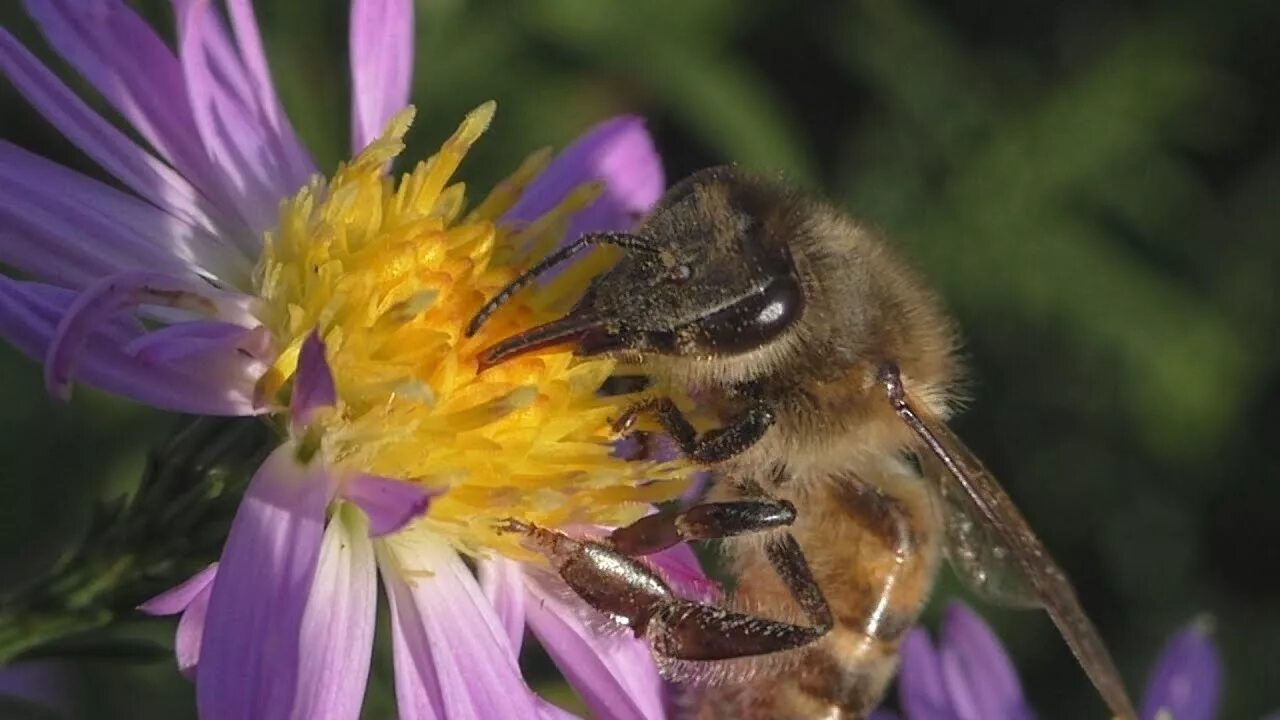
1, 0, 1278, 717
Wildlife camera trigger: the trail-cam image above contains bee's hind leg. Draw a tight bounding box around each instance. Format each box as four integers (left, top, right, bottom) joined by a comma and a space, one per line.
500, 520, 833, 662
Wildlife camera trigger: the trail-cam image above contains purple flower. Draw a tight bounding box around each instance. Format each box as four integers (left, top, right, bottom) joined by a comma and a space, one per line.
1, 2, 691, 719
878, 603, 1225, 720
1139, 620, 1221, 720
0, 0, 661, 417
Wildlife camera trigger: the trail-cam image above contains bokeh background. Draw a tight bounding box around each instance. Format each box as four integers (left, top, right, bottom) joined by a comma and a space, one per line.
1, 0, 1278, 717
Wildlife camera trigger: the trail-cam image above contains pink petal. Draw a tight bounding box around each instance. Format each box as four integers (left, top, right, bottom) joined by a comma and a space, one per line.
505, 116, 665, 237
0, 278, 264, 415
139, 563, 218, 616
291, 505, 378, 720
898, 626, 954, 719
1140, 621, 1222, 720
197, 444, 338, 720
536, 699, 580, 720
937, 604, 1032, 720
379, 540, 545, 720
23, 0, 234, 219
522, 563, 666, 720
0, 142, 249, 289
0, 29, 229, 241
124, 321, 272, 365
175, 576, 215, 679
175, 0, 313, 237
175, 1, 287, 236
478, 557, 527, 652
43, 270, 260, 400
222, 0, 314, 183
291, 331, 337, 430
349, 0, 414, 152
646, 542, 720, 604
340, 474, 437, 538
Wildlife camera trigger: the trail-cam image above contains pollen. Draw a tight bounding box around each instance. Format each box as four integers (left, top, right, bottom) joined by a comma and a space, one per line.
253, 104, 687, 555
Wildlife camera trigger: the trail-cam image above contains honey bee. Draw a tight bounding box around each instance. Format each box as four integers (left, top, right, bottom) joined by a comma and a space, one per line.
468, 167, 1136, 719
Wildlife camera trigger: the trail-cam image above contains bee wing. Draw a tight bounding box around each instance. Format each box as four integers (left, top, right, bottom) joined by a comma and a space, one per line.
919, 450, 1039, 608
881, 370, 1136, 720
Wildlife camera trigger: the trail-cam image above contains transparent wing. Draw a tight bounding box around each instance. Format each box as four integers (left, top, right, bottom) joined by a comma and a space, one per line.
878, 367, 1137, 720
920, 450, 1039, 609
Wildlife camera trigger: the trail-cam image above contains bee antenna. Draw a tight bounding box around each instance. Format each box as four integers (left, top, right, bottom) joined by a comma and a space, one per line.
465, 232, 657, 337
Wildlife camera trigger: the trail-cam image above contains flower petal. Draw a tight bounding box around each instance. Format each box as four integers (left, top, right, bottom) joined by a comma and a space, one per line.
379, 538, 545, 720
898, 626, 957, 720
522, 564, 665, 720
175, 575, 215, 679
0, 278, 264, 414
349, 0, 414, 152
1140, 620, 1222, 720
23, 0, 233, 215
176, 0, 313, 236
340, 474, 437, 538
43, 270, 259, 400
124, 321, 272, 365
222, 0, 315, 182
290, 504, 378, 720
0, 142, 249, 288
477, 557, 527, 652
937, 604, 1033, 720
139, 564, 218, 616
647, 542, 720, 604
0, 30, 231, 243
505, 116, 664, 237
138, 564, 219, 679
536, 699, 580, 720
292, 331, 337, 430
197, 444, 337, 720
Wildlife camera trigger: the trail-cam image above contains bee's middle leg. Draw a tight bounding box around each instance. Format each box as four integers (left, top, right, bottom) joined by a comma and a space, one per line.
608, 497, 797, 556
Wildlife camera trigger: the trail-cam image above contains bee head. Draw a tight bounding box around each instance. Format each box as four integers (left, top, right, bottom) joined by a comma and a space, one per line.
471, 167, 807, 380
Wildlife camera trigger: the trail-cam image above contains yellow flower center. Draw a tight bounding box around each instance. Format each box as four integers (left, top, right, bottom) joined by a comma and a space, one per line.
252, 104, 686, 555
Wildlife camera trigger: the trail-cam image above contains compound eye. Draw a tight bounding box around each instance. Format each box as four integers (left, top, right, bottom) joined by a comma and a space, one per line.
689, 274, 803, 354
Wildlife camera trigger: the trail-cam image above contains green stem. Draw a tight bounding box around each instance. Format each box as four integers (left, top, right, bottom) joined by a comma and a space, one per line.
0, 417, 274, 665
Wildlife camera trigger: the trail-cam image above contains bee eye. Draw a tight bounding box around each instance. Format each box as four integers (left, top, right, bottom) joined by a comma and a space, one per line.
688, 274, 803, 354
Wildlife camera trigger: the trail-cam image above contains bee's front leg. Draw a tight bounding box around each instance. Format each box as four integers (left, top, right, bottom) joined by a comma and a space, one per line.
614, 396, 774, 464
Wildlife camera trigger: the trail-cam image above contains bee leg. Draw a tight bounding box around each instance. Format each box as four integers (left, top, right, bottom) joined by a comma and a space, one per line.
648, 532, 833, 661
614, 396, 775, 464
608, 498, 797, 555
502, 519, 834, 661
499, 518, 681, 633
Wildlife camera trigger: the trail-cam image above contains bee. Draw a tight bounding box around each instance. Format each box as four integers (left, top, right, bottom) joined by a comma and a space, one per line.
468, 167, 1136, 719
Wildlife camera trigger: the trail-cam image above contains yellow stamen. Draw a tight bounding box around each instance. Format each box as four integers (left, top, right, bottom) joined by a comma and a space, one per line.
254, 104, 687, 556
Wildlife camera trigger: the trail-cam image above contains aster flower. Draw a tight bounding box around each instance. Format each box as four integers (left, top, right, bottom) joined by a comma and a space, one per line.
874, 603, 1225, 720
0, 1, 696, 718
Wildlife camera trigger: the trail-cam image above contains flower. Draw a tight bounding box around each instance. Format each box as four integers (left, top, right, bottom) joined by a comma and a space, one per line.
1139, 619, 1221, 720
0, 1, 694, 718
874, 603, 1225, 720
